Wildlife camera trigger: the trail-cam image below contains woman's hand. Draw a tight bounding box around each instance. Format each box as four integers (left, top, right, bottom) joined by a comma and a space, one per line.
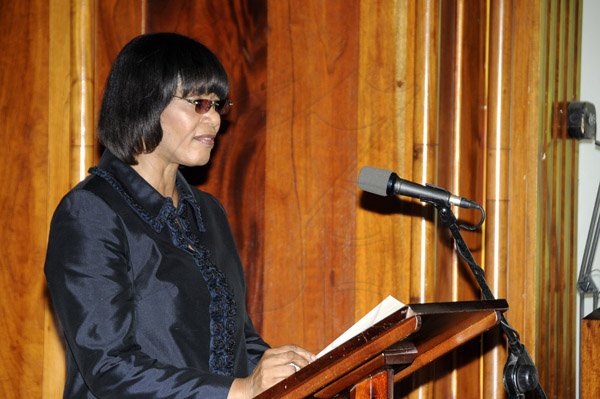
228, 345, 316, 399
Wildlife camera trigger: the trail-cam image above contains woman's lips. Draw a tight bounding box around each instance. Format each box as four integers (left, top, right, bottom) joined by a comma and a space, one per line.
194, 134, 215, 146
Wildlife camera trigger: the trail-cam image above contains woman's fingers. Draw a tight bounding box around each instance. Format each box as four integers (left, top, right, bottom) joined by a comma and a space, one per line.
246, 344, 317, 396
264, 345, 317, 367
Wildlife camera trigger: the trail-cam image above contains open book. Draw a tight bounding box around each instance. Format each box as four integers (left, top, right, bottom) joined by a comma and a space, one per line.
316, 295, 406, 358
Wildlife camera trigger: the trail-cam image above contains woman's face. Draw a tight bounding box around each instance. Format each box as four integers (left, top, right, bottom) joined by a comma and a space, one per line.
154, 92, 222, 168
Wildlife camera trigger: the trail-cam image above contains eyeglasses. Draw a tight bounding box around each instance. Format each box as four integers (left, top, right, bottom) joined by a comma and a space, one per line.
172, 96, 233, 115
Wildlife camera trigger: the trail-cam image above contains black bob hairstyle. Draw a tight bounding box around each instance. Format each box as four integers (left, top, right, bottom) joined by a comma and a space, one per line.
98, 32, 230, 165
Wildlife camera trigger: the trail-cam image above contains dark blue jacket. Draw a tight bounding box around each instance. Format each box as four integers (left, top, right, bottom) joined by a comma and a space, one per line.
45, 151, 269, 398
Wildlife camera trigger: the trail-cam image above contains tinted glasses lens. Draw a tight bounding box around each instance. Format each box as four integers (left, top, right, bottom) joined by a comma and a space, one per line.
214, 100, 232, 115
194, 99, 213, 114
194, 99, 232, 115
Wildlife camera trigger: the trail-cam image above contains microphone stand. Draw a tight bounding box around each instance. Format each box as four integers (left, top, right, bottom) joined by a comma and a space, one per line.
435, 204, 547, 398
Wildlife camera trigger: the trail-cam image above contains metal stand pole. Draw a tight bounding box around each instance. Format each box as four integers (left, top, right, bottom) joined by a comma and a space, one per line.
437, 205, 547, 398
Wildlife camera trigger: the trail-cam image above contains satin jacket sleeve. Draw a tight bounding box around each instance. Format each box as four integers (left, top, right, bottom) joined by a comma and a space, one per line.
45, 185, 265, 398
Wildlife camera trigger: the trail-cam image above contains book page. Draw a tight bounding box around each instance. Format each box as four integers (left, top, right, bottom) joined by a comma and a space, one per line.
316, 295, 406, 358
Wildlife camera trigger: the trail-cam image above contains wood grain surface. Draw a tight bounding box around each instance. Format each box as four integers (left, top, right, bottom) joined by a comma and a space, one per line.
0, 1, 49, 397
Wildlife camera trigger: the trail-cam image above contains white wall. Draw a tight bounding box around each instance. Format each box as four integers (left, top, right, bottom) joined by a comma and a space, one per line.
576, 0, 600, 396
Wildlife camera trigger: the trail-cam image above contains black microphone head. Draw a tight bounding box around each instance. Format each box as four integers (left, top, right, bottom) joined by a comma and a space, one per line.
358, 166, 394, 196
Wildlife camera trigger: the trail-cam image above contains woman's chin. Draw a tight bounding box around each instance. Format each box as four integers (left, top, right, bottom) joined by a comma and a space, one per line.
182, 154, 211, 168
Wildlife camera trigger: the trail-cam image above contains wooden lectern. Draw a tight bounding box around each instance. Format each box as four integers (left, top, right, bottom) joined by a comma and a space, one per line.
581, 307, 600, 398
255, 300, 508, 399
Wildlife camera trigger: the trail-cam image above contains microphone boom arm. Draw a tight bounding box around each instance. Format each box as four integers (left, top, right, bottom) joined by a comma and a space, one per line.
436, 205, 547, 399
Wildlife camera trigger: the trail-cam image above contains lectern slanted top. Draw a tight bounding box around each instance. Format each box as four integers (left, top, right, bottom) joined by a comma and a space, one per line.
255, 299, 508, 399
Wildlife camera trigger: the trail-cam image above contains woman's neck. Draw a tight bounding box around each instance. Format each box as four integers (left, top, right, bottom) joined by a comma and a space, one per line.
131, 155, 180, 207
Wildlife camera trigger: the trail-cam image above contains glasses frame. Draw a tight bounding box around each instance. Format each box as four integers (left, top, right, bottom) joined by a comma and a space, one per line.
172, 95, 232, 115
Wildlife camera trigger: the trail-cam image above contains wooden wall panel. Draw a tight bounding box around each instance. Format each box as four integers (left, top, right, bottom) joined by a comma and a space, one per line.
43, 3, 72, 396
69, 0, 96, 182
263, 0, 358, 352
507, 0, 544, 371
484, 0, 513, 396
403, 2, 441, 397
355, 0, 408, 319
535, 0, 580, 396
435, 1, 489, 397
496, 0, 579, 397
0, 1, 49, 398
95, 0, 146, 127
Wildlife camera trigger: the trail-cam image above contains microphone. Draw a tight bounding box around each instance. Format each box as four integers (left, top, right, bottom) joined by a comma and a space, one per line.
358, 166, 480, 209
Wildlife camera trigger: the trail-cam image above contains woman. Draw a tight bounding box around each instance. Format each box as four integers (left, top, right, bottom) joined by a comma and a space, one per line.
44, 32, 314, 398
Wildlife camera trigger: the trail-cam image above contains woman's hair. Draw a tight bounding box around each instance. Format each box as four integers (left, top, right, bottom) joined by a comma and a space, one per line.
98, 32, 230, 164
